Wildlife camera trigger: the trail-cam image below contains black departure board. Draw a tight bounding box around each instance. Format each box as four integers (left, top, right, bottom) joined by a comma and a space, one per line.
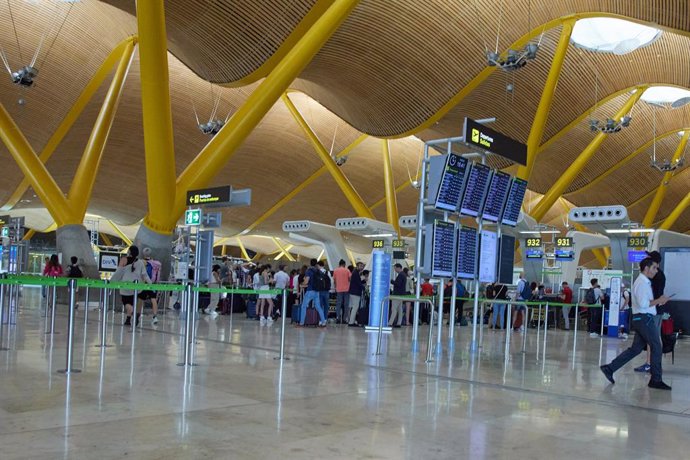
460, 163, 492, 217
434, 154, 469, 212
481, 170, 512, 222
431, 220, 457, 278
456, 226, 478, 279
501, 177, 528, 227
497, 235, 515, 284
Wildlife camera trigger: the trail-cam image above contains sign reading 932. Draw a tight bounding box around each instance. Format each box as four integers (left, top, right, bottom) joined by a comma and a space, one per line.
627, 236, 648, 248
525, 237, 542, 248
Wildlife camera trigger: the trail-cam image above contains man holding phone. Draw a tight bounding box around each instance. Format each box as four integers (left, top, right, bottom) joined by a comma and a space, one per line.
600, 257, 672, 390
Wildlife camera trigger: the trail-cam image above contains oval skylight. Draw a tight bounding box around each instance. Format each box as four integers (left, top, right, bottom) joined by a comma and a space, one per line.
641, 86, 690, 106
571, 18, 661, 55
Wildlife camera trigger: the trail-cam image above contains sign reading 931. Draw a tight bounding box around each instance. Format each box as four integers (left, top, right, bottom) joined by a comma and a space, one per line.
525, 237, 542, 248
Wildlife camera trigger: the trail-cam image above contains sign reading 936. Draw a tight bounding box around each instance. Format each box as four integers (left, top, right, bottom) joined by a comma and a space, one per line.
372, 239, 385, 249
525, 237, 542, 248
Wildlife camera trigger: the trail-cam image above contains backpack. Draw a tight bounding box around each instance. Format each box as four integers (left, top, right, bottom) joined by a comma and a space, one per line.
585, 288, 597, 305
519, 280, 531, 300
145, 259, 161, 283
312, 269, 328, 291
68, 264, 83, 278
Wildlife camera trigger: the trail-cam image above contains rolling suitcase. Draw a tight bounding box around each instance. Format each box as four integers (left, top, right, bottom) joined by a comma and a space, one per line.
304, 307, 319, 327
246, 300, 257, 319
291, 304, 301, 324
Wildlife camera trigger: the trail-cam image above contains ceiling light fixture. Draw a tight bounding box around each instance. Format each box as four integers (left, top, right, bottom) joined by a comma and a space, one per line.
362, 233, 393, 238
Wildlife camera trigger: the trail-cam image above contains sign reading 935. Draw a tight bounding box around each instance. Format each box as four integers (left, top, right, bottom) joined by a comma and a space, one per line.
627, 236, 648, 248
372, 239, 385, 249
525, 237, 542, 248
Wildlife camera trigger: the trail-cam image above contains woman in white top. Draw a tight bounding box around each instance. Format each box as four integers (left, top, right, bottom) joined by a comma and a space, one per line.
205, 264, 222, 317
257, 265, 275, 325
110, 245, 151, 327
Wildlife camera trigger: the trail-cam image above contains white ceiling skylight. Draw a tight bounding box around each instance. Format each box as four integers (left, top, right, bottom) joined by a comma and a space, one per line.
641, 86, 690, 107
571, 18, 661, 55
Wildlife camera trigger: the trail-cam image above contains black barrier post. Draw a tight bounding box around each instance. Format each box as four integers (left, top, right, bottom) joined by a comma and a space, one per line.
96, 281, 112, 348
58, 279, 81, 374
46, 278, 59, 335
177, 283, 195, 367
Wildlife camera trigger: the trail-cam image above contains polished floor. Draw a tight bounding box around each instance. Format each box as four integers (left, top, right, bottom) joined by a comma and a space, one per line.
0, 288, 688, 459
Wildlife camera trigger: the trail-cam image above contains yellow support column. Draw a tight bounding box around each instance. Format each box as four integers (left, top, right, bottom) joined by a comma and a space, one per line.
21, 229, 36, 241
137, 0, 178, 234
106, 219, 133, 246
1, 37, 137, 211
100, 233, 114, 247
660, 192, 690, 230
517, 18, 574, 181
170, 0, 361, 226
381, 139, 401, 235
272, 237, 296, 262
282, 94, 374, 218
238, 134, 367, 235
67, 39, 137, 221
531, 86, 647, 222
237, 237, 250, 261
643, 131, 690, 227
0, 104, 71, 226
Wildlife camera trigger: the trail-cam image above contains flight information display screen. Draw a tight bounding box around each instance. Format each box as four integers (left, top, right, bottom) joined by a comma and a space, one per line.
460, 163, 492, 217
478, 230, 498, 283
434, 154, 469, 212
431, 220, 457, 278
497, 234, 515, 284
481, 170, 511, 222
501, 177, 528, 227
456, 226, 478, 279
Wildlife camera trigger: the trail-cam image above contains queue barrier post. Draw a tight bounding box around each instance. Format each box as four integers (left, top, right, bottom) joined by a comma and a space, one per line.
96, 280, 112, 348
504, 300, 512, 359
375, 295, 390, 356
600, 303, 605, 337
542, 302, 549, 360
521, 303, 529, 353
58, 279, 81, 374
47, 277, 58, 335
84, 285, 90, 324
426, 298, 435, 363
177, 283, 195, 367
0, 275, 8, 351
274, 289, 290, 361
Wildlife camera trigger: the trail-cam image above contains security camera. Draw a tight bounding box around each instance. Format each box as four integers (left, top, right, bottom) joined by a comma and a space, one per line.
11, 66, 38, 87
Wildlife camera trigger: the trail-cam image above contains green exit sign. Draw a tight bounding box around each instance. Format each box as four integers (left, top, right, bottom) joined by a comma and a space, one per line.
185, 209, 202, 226
1, 227, 7, 237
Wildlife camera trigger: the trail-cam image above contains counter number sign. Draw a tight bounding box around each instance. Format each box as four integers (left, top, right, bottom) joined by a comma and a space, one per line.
372, 239, 385, 249
525, 237, 542, 248
627, 236, 648, 248
392, 240, 405, 248
556, 237, 573, 248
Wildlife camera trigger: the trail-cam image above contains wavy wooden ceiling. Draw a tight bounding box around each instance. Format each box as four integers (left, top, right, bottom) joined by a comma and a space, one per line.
1, 0, 690, 243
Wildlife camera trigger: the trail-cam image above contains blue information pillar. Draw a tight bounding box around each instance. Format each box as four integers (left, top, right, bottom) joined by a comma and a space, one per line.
367, 250, 392, 329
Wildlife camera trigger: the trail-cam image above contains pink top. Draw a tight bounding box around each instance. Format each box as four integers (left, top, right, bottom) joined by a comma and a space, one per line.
333, 266, 351, 293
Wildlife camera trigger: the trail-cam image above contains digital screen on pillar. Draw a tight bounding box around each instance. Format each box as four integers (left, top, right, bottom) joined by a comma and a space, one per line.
478, 230, 498, 283
456, 226, 478, 279
434, 153, 469, 212
525, 249, 543, 259
481, 170, 512, 222
501, 177, 528, 227
497, 235, 515, 284
459, 163, 492, 217
431, 220, 457, 278
555, 249, 575, 261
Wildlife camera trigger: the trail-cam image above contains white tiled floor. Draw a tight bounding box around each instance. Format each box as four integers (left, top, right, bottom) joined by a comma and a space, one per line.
1, 288, 688, 459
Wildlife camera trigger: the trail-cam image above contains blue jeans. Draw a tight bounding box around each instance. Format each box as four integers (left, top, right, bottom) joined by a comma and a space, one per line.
492, 303, 505, 328
335, 292, 349, 321
608, 313, 663, 382
300, 290, 325, 324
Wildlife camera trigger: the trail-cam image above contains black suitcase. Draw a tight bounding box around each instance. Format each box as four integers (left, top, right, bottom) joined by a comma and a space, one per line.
356, 306, 369, 326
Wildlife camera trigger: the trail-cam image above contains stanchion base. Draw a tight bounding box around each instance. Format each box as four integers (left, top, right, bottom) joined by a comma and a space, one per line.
273, 357, 290, 361
57, 369, 81, 374
0, 347, 9, 351
45, 331, 60, 335
176, 363, 199, 367
94, 344, 113, 348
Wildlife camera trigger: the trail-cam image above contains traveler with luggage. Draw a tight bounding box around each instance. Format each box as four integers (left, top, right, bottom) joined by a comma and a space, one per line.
296, 259, 327, 328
